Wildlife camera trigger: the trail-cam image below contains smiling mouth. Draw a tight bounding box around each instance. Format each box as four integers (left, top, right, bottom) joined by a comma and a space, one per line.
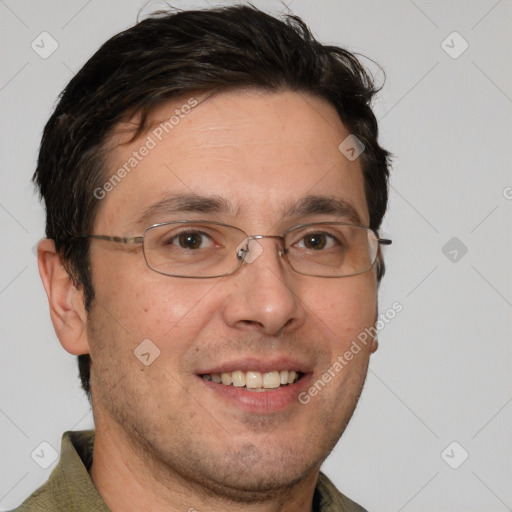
200, 370, 304, 391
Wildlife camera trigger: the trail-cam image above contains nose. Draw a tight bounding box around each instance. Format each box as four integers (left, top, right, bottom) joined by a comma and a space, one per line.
222, 237, 305, 336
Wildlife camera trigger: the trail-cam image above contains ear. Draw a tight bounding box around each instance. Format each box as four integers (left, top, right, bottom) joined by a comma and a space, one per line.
370, 304, 379, 354
37, 238, 90, 355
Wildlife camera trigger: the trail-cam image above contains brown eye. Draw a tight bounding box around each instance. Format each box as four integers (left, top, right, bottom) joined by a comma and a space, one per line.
305, 234, 325, 249
298, 233, 336, 250
171, 231, 211, 249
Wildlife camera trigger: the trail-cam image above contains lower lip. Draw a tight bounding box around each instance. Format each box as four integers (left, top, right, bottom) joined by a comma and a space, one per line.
197, 374, 312, 414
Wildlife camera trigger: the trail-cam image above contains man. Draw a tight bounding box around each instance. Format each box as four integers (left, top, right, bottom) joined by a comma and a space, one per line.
14, 4, 391, 511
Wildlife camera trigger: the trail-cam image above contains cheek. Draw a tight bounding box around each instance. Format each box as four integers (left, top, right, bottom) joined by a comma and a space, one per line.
303, 273, 377, 342
87, 278, 221, 389
92, 251, 223, 348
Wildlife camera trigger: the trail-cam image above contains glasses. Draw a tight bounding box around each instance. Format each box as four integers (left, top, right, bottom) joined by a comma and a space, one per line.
86, 220, 391, 278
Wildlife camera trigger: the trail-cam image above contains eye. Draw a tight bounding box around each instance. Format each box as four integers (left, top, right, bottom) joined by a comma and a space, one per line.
170, 231, 214, 250
296, 232, 337, 250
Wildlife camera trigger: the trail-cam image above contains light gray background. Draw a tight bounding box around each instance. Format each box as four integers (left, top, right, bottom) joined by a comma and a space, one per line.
1, 0, 511, 510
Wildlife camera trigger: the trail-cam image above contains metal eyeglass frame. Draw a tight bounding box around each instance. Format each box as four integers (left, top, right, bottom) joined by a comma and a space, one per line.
84, 219, 392, 278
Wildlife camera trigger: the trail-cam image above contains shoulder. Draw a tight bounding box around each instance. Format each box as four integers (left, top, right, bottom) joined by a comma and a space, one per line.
7, 481, 57, 512
316, 472, 369, 512
7, 430, 109, 512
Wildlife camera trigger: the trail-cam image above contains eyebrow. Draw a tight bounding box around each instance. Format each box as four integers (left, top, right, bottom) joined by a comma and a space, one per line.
282, 195, 364, 225
138, 193, 237, 225
137, 193, 364, 226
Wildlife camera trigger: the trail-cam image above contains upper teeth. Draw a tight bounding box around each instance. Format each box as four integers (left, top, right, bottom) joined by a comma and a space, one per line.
202, 370, 300, 389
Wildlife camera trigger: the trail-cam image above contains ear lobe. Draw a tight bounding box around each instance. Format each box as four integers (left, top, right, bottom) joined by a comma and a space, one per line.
370, 338, 378, 353
37, 238, 90, 356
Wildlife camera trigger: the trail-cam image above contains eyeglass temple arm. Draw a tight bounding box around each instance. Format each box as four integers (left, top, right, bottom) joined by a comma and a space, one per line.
378, 238, 392, 245
86, 235, 144, 245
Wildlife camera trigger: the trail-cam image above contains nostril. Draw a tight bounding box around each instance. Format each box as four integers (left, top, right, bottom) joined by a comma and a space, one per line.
240, 319, 265, 329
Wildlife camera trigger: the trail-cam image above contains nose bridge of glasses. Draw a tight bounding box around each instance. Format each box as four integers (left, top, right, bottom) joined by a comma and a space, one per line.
235, 235, 285, 264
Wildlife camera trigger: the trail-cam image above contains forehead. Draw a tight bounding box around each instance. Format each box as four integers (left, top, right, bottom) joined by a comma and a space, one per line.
95, 89, 369, 232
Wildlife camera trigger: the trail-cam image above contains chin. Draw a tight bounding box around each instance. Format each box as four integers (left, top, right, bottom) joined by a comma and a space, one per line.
190, 441, 321, 502
201, 462, 314, 503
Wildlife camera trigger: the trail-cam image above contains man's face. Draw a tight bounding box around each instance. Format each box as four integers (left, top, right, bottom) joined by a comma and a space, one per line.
87, 90, 378, 497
